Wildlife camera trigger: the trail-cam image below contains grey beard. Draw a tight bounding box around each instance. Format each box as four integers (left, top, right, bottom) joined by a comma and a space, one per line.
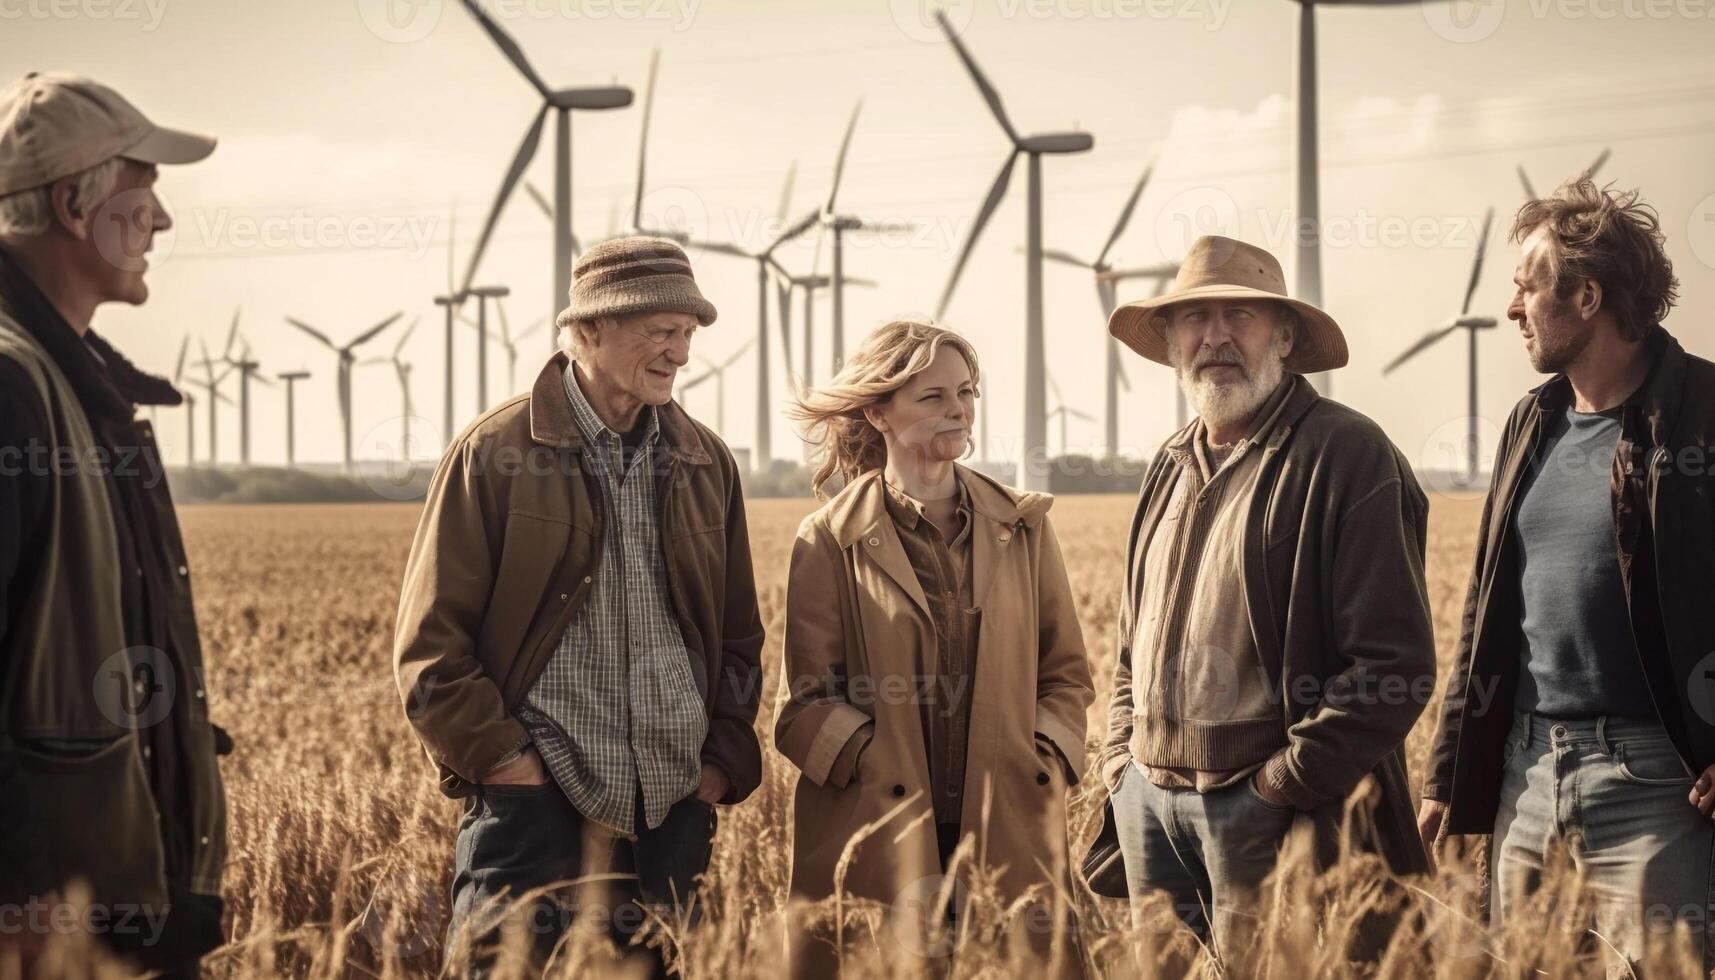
1177, 351, 1285, 430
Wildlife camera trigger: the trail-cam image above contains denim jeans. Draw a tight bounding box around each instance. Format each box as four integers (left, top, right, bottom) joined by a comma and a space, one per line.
1491, 711, 1713, 973
1110, 758, 1296, 960
445, 781, 716, 978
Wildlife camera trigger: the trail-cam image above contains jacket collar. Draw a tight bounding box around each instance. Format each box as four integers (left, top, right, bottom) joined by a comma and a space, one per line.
826, 462, 1053, 550
527, 351, 711, 464
1526, 328, 1683, 448
0, 247, 181, 424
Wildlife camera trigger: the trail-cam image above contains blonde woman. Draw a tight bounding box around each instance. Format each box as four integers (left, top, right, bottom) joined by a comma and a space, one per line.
774, 320, 1093, 974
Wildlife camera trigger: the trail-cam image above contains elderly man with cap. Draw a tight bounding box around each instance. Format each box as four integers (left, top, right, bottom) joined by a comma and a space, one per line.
394, 236, 765, 976
0, 73, 227, 977
1088, 235, 1435, 965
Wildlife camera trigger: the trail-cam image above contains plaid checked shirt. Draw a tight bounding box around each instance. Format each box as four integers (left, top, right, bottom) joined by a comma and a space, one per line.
514, 363, 708, 834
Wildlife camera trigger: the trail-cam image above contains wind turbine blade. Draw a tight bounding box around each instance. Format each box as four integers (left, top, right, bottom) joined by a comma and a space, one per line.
633, 48, 660, 232
1116, 357, 1131, 392
358, 357, 389, 367
463, 106, 549, 295
826, 101, 861, 214
173, 336, 188, 384
1516, 164, 1537, 199
936, 11, 1019, 144
1095, 161, 1154, 269
770, 208, 822, 251
1460, 207, 1494, 317
776, 161, 797, 222
844, 277, 879, 288
524, 182, 552, 220
1587, 147, 1611, 180
495, 301, 513, 347
286, 318, 336, 351
394, 315, 420, 356
937, 151, 1019, 319
721, 337, 755, 370
251, 373, 274, 388
681, 370, 715, 393
1048, 373, 1064, 404
696, 239, 753, 260
223, 309, 241, 360
214, 390, 235, 407
775, 276, 793, 371
459, 0, 552, 99
1041, 248, 1092, 270
1382, 323, 1461, 375
1069, 408, 1096, 422
349, 312, 403, 350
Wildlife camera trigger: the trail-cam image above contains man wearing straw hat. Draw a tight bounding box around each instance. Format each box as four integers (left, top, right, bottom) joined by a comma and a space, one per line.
1091, 234, 1435, 963
0, 72, 227, 977
394, 237, 765, 977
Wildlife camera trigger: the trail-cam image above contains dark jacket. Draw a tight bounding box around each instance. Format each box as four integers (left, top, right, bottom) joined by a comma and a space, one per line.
1089, 375, 1436, 893
1426, 330, 1715, 834
393, 352, 767, 802
0, 252, 227, 962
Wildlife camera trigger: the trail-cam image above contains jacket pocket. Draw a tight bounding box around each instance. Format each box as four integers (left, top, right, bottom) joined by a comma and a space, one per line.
15, 733, 168, 909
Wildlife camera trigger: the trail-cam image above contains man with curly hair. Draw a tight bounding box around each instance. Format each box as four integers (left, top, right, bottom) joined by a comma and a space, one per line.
1420, 175, 1715, 971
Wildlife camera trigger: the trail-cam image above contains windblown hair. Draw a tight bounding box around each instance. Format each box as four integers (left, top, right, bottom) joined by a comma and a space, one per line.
788, 319, 981, 500
1511, 174, 1679, 342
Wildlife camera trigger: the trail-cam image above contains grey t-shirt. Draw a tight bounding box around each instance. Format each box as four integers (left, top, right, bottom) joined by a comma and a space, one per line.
1513, 403, 1655, 718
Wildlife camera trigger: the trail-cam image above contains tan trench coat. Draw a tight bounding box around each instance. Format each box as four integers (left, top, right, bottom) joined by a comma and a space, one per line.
774, 465, 1093, 974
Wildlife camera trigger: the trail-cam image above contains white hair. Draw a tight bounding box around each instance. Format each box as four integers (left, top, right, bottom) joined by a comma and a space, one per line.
555, 315, 620, 362
1167, 305, 1295, 431
0, 157, 124, 238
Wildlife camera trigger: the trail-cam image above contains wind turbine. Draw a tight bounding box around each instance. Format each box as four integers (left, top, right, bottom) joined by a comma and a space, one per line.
1047, 375, 1095, 460
463, 285, 508, 413
462, 298, 551, 394
785, 267, 878, 388
693, 162, 805, 474
1517, 147, 1611, 199
676, 339, 754, 437
285, 312, 401, 470
361, 317, 420, 461
1382, 207, 1496, 486
626, 49, 692, 244
1042, 161, 1179, 459
1289, 0, 1427, 396
456, 0, 632, 348
435, 204, 464, 448
934, 10, 1094, 492
277, 369, 310, 468
774, 102, 915, 377
210, 310, 272, 467
171, 336, 196, 466
191, 338, 234, 466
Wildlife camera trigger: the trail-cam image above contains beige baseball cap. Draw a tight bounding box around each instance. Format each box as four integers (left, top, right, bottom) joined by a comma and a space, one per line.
0, 71, 215, 196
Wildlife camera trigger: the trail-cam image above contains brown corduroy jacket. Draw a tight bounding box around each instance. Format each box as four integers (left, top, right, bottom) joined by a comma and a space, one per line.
393, 353, 766, 803
1097, 375, 1436, 881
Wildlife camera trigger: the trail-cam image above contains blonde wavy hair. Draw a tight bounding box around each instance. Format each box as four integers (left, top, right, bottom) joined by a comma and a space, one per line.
789, 319, 982, 500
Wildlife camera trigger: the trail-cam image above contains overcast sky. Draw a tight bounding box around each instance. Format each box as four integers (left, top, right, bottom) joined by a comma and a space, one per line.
7, 0, 1715, 470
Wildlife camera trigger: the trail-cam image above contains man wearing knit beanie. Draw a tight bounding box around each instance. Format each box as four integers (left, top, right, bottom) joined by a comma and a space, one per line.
395, 236, 766, 978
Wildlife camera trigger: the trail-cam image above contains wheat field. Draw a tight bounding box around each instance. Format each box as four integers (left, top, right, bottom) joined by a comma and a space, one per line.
36, 493, 1708, 978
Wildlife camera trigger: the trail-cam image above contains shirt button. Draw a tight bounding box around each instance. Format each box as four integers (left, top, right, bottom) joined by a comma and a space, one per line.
177, 565, 188, 576
142, 745, 152, 758
584, 575, 593, 583
559, 593, 568, 601
868, 537, 881, 547
199, 836, 210, 846
195, 689, 205, 699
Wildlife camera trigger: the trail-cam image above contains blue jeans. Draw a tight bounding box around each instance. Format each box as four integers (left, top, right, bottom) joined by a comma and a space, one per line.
1110, 759, 1296, 960
445, 782, 715, 978
1491, 711, 1714, 972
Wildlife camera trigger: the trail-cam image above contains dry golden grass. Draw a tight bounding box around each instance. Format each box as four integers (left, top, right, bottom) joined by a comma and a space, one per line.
45, 493, 1706, 978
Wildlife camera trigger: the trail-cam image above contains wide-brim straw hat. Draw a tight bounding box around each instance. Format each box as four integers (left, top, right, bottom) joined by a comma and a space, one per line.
1108, 235, 1347, 373
556, 235, 718, 329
